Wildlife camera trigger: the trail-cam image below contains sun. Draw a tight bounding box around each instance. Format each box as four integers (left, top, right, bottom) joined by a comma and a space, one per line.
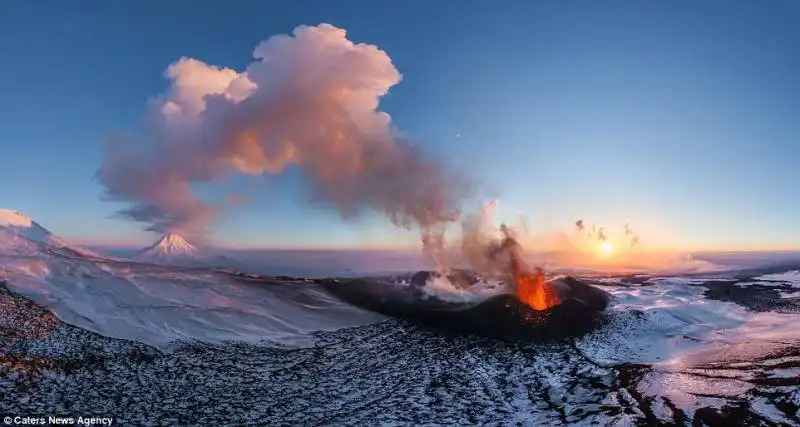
598, 241, 615, 257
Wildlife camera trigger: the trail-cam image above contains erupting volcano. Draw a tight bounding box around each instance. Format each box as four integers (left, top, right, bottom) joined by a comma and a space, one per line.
513, 266, 561, 311
490, 223, 562, 311
322, 218, 611, 343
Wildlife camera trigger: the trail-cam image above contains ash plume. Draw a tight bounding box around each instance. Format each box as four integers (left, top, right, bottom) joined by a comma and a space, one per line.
459, 200, 509, 277
96, 24, 470, 250
457, 200, 537, 280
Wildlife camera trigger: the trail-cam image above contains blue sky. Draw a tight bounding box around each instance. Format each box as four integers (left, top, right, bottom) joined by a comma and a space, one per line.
0, 0, 798, 250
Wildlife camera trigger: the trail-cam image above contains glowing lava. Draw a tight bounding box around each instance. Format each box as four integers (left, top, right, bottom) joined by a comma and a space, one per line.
512, 263, 561, 311
493, 222, 561, 311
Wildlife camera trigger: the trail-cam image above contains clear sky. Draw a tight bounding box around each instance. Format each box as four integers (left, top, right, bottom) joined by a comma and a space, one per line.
0, 0, 798, 250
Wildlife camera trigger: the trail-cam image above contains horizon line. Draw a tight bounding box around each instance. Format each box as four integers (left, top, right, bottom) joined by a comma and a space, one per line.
78, 240, 800, 254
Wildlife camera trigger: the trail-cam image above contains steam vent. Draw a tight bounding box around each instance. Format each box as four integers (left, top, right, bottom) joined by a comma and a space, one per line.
323, 272, 611, 342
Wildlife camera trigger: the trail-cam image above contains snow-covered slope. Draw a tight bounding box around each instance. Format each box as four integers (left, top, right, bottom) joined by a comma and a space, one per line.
0, 209, 102, 258
1, 255, 384, 348
0, 212, 383, 347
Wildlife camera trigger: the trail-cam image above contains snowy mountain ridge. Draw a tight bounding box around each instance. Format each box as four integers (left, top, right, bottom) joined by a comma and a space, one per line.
0, 209, 102, 258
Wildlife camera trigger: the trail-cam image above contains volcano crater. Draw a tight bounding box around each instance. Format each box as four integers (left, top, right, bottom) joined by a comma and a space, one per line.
323, 272, 612, 342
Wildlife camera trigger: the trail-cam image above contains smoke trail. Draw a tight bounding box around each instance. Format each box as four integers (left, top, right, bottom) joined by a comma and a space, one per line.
96, 24, 471, 249
459, 200, 512, 277
623, 223, 641, 247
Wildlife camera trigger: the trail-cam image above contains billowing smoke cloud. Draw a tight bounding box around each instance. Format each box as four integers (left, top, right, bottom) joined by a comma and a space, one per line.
97, 24, 470, 245
97, 133, 220, 235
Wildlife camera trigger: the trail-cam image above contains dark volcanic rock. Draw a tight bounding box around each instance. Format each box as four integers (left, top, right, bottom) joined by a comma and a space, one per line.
549, 276, 612, 312
323, 274, 611, 342
702, 280, 800, 313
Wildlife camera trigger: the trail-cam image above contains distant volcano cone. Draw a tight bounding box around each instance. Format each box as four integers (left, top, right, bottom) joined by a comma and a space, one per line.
135, 233, 200, 264
133, 233, 238, 268
148, 233, 196, 254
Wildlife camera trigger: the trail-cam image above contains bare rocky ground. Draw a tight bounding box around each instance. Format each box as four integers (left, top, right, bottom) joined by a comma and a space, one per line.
0, 279, 798, 426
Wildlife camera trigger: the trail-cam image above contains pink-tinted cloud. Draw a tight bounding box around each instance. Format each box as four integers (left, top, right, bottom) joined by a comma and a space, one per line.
97, 24, 470, 245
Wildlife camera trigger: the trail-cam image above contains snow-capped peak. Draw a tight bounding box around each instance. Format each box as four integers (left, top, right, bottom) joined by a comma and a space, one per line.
135, 232, 203, 265
0, 209, 34, 227
151, 233, 197, 255
0, 209, 102, 258
0, 208, 65, 246
134, 233, 239, 268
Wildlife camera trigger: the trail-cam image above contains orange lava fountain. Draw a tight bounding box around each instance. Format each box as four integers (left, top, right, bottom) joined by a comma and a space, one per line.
510, 258, 560, 311
489, 223, 561, 311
